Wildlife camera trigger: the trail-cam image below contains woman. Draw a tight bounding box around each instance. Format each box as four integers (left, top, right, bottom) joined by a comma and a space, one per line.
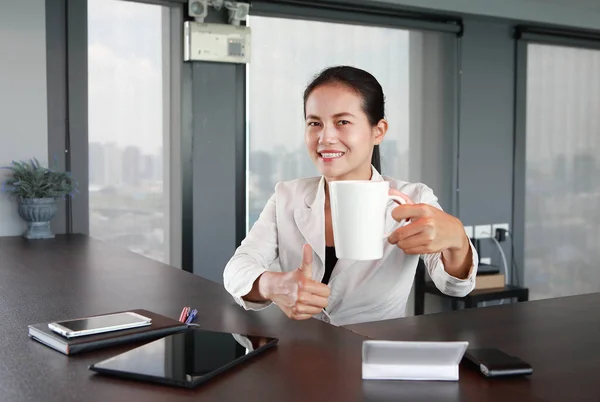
224, 66, 478, 326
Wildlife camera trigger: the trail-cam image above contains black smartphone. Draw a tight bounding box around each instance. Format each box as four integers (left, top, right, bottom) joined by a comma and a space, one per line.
464, 348, 533, 377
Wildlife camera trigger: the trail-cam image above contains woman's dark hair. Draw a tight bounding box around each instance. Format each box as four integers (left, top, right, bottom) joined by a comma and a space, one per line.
303, 66, 385, 173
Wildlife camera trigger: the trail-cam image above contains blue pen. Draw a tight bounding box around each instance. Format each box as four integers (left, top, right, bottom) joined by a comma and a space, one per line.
185, 309, 198, 324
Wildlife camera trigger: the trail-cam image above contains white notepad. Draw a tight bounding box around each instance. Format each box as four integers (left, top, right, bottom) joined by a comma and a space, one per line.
362, 340, 469, 381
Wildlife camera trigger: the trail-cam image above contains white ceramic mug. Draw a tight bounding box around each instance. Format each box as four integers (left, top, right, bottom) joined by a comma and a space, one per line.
329, 180, 407, 260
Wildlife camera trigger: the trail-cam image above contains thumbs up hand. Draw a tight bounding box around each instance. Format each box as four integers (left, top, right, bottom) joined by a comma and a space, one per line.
259, 244, 331, 320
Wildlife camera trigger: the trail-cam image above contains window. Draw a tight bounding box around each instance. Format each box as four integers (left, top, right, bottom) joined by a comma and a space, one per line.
246, 15, 455, 230
524, 43, 600, 299
88, 0, 177, 264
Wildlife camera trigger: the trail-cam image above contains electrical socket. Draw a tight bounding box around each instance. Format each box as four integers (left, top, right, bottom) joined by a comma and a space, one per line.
481, 257, 492, 265
493, 223, 510, 238
464, 225, 473, 239
474, 224, 492, 239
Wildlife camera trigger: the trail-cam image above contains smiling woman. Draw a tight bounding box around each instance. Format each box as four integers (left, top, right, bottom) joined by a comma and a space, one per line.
303, 66, 386, 182
244, 16, 412, 230
224, 65, 479, 327
245, 15, 457, 235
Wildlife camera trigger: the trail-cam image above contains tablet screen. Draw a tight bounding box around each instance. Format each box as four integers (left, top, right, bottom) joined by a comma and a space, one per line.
89, 328, 278, 388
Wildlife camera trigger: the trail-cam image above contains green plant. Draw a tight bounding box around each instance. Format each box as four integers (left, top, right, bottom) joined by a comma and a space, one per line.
1, 158, 78, 200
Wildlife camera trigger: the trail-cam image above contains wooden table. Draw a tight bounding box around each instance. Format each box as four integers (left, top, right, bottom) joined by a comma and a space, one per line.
0, 235, 597, 401
347, 292, 600, 402
0, 235, 366, 402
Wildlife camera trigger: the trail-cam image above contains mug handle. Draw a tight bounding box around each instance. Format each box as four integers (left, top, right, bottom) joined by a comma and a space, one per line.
383, 195, 408, 238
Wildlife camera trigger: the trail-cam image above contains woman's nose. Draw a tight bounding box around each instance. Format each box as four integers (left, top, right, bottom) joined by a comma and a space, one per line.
318, 125, 338, 145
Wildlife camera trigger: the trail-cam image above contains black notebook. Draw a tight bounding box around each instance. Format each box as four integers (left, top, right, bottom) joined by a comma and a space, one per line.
28, 309, 188, 355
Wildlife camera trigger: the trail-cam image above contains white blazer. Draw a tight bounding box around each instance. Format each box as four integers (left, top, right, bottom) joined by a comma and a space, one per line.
223, 167, 479, 326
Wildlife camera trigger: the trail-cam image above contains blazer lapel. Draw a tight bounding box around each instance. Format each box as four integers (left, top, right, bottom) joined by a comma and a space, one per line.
293, 176, 326, 268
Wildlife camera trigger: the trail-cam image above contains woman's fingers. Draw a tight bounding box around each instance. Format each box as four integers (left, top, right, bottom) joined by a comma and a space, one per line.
301, 279, 331, 298
388, 219, 426, 244
283, 290, 329, 320
297, 292, 329, 310
293, 303, 324, 316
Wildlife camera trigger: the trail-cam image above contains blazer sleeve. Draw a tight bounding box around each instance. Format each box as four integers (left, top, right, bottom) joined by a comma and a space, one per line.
418, 185, 479, 297
223, 184, 280, 311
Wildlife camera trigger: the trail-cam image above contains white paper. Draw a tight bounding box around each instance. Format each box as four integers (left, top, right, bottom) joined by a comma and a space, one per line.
362, 340, 469, 381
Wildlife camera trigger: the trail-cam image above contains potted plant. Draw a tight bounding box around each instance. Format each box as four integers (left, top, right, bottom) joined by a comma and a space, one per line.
1, 158, 78, 239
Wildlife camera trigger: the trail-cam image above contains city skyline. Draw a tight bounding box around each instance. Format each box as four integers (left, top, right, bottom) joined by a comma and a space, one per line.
89, 141, 162, 189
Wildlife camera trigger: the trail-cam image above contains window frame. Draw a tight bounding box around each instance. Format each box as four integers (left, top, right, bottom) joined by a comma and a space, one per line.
48, 0, 185, 268
513, 28, 600, 288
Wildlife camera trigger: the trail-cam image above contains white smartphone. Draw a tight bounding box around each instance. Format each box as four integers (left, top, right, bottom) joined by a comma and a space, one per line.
48, 312, 152, 339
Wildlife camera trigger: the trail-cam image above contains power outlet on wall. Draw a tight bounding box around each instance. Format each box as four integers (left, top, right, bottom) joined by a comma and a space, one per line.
474, 225, 492, 239
492, 223, 510, 239
481, 257, 492, 265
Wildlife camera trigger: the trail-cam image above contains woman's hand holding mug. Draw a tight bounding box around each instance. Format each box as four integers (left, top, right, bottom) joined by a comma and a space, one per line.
387, 188, 468, 255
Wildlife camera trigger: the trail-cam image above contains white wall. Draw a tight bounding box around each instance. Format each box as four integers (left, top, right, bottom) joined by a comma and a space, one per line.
0, 0, 48, 236
378, 0, 600, 31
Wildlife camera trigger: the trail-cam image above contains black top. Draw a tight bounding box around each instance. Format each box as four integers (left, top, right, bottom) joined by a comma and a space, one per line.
322, 246, 337, 285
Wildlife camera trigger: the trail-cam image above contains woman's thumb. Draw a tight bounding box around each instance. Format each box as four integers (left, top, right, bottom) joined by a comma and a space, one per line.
299, 244, 313, 278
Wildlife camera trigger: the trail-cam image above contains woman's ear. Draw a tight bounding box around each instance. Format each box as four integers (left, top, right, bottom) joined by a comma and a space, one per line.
373, 119, 388, 145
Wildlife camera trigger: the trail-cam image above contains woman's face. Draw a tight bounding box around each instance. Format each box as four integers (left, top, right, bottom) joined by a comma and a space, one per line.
304, 83, 386, 182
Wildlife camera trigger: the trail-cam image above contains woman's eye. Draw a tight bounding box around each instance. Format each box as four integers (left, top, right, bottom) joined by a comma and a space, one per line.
308, 121, 321, 127
337, 120, 350, 126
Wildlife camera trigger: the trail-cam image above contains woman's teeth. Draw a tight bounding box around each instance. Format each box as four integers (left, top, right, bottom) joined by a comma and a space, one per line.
320, 152, 344, 158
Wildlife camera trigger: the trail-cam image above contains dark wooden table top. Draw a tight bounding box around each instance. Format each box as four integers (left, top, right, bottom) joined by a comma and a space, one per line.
347, 292, 600, 402
0, 234, 595, 402
0, 235, 367, 402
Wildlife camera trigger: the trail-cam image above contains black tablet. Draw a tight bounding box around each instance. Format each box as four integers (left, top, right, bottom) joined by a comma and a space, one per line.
89, 328, 278, 388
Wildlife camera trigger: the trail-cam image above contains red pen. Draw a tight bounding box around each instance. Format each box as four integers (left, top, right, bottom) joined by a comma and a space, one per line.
179, 306, 190, 323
